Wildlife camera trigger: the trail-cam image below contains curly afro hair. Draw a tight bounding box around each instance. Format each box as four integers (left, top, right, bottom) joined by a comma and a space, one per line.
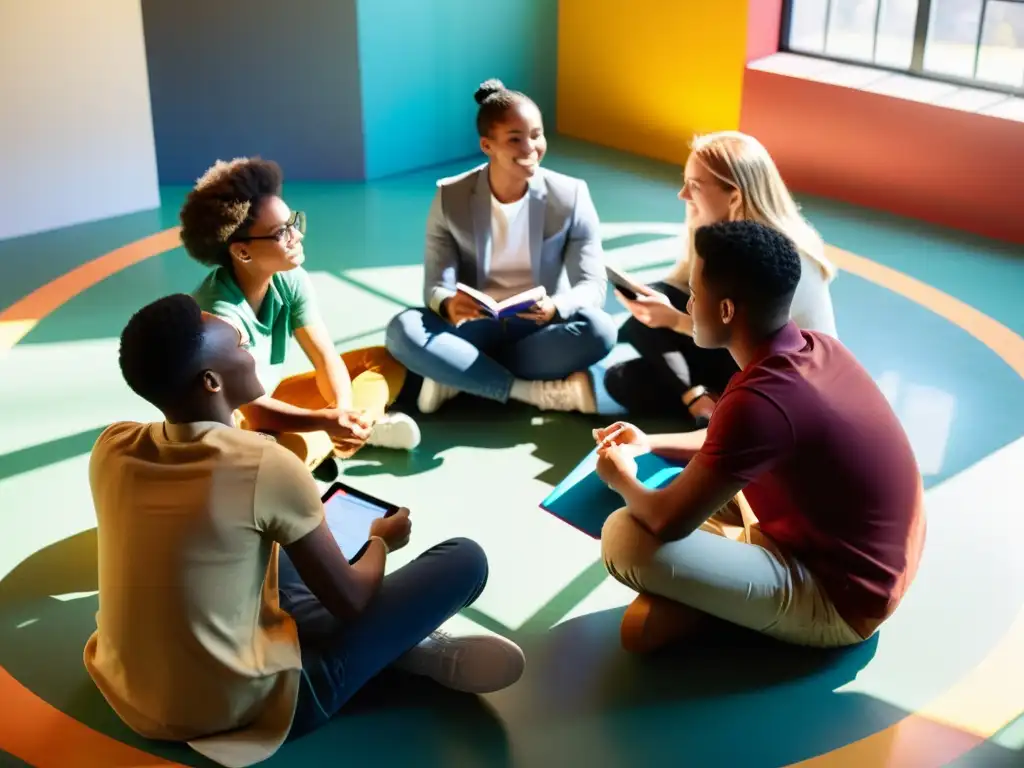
119, 293, 206, 411
178, 157, 283, 268
693, 220, 802, 317
474, 78, 536, 137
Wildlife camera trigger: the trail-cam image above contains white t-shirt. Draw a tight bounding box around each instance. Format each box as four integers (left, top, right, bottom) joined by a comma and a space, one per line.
666, 243, 839, 338
484, 194, 533, 301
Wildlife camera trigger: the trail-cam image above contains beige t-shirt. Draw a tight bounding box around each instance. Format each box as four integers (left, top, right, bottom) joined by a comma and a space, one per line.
83, 420, 325, 767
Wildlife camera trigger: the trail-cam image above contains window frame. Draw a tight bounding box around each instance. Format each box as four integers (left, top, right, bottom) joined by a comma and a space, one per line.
780, 0, 1024, 96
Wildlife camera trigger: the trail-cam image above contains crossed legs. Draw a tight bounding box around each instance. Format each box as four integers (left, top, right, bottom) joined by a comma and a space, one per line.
601, 498, 865, 651
236, 346, 409, 471
386, 306, 617, 412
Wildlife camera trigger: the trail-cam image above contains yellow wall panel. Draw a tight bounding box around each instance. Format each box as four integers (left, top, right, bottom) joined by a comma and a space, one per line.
557, 0, 750, 166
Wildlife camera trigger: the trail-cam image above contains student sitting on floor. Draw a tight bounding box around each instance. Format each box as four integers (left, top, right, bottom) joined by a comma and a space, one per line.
385, 78, 617, 415
180, 157, 420, 475
604, 131, 839, 427
85, 294, 525, 768
594, 221, 925, 652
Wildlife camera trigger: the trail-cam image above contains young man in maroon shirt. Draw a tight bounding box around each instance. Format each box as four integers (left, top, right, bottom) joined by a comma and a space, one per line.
596, 220, 926, 652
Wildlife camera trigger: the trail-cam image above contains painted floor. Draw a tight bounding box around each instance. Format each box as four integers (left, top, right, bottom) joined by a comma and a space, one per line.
0, 138, 1021, 767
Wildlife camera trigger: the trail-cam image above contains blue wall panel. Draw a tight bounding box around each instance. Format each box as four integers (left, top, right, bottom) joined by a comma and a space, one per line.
356, 0, 558, 180
141, 0, 364, 184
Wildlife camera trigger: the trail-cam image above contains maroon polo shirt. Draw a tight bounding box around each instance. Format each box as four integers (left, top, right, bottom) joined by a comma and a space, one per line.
694, 321, 926, 637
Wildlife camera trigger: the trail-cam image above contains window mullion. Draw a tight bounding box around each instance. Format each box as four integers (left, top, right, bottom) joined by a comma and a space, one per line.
871, 0, 883, 63
972, 0, 989, 79
910, 0, 932, 72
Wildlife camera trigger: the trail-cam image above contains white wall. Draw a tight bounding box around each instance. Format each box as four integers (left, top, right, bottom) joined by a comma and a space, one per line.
0, 0, 160, 241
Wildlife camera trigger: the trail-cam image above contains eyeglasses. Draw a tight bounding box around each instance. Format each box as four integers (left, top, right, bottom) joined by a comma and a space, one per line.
236, 210, 306, 244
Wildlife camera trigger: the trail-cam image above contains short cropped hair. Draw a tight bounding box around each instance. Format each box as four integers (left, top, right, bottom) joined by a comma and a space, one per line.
179, 157, 283, 268
693, 221, 801, 316
119, 294, 205, 411
474, 78, 536, 137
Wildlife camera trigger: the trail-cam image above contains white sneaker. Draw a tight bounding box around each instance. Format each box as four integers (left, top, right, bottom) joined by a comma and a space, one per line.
520, 371, 597, 413
366, 412, 421, 450
394, 630, 526, 694
417, 378, 459, 414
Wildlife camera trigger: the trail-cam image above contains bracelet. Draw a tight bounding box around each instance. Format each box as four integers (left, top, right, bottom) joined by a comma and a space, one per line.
369, 535, 390, 554
682, 385, 710, 408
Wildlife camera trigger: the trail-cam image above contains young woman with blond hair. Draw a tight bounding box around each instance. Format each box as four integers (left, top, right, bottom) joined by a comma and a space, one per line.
604, 131, 839, 425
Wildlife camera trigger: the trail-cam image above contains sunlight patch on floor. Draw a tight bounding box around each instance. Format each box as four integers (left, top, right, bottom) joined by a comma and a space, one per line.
341, 441, 603, 632
835, 437, 1024, 721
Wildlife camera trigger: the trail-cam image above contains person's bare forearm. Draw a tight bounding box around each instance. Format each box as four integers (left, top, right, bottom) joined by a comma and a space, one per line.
648, 428, 706, 462
315, 354, 353, 411
285, 524, 386, 621
241, 396, 332, 434
615, 477, 658, 528
346, 537, 387, 612
294, 325, 354, 411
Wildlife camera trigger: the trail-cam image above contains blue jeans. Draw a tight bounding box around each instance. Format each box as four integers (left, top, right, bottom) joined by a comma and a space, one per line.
385, 306, 618, 402
282, 538, 489, 740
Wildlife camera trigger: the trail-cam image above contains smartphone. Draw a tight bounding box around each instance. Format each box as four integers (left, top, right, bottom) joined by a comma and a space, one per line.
320, 481, 399, 562
605, 265, 640, 301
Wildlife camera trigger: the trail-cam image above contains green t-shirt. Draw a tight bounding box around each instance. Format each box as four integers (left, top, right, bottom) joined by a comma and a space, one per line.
193, 266, 318, 389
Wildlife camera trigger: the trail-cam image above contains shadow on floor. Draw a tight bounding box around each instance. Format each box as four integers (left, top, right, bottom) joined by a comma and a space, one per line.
0, 528, 98, 602
341, 392, 688, 486
492, 608, 955, 766
0, 530, 512, 768
1, 531, 1020, 767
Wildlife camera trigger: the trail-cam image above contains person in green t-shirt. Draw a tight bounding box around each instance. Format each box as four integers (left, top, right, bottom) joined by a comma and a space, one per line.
180, 157, 420, 473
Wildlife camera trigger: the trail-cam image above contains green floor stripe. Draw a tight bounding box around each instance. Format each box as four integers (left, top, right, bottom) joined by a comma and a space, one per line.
518, 558, 610, 634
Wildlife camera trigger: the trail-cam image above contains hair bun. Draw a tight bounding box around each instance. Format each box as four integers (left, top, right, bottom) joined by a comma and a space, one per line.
474, 78, 505, 105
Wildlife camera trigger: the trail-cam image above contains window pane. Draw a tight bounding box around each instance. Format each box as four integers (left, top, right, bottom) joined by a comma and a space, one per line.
976, 0, 1024, 87
875, 0, 920, 68
826, 0, 881, 61
924, 0, 985, 77
789, 0, 830, 52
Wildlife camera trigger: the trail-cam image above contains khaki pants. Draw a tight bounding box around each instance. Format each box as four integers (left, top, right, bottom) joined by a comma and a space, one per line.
236, 346, 406, 471
600, 495, 866, 648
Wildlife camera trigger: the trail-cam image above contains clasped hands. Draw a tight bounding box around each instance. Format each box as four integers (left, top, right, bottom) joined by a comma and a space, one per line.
593, 421, 651, 493
322, 407, 376, 457
444, 290, 557, 325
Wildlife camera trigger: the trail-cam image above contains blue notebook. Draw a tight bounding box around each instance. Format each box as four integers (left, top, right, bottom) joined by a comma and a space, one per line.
540, 448, 685, 538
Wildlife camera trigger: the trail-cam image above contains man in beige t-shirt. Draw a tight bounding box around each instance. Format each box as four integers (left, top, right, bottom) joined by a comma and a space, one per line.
86, 294, 525, 767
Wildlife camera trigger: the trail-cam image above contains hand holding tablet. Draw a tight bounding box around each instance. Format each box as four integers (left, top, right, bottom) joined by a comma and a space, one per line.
369, 508, 411, 553
321, 481, 411, 561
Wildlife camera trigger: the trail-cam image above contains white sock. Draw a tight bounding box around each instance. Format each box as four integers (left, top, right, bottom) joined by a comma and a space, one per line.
509, 379, 534, 403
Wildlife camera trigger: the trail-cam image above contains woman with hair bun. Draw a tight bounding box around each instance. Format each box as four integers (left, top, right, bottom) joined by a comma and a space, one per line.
386, 79, 617, 415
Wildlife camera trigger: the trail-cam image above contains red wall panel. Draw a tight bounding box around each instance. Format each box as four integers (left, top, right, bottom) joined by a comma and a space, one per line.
739, 68, 1024, 244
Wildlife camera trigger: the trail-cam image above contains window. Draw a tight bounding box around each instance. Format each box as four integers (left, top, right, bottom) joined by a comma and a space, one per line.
783, 0, 1024, 93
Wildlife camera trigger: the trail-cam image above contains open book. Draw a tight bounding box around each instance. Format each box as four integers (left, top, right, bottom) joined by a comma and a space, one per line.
605, 265, 647, 301
456, 283, 547, 320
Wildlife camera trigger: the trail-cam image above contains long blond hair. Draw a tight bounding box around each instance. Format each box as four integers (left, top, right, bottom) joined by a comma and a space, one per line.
670, 131, 836, 285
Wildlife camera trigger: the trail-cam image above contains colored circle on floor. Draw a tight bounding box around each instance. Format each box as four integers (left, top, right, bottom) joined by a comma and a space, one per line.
0, 212, 1021, 768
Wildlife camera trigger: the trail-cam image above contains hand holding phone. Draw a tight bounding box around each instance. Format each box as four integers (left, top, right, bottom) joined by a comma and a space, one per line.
606, 265, 645, 301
